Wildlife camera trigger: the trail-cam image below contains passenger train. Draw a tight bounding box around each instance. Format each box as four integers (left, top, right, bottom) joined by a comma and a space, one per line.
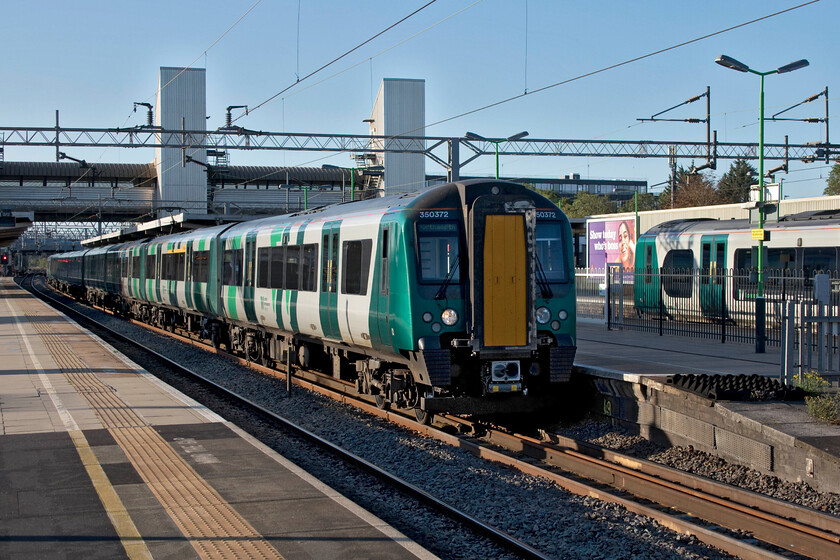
48, 180, 577, 420
634, 210, 840, 321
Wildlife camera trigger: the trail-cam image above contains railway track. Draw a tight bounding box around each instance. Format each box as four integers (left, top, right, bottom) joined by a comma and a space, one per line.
30, 275, 840, 559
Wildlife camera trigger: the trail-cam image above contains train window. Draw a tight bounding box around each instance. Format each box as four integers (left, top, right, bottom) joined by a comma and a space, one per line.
734, 248, 752, 271
380, 228, 390, 295
192, 250, 210, 283
269, 246, 285, 289
301, 244, 317, 292
342, 239, 372, 296
767, 248, 796, 271
161, 252, 185, 281
662, 249, 693, 298
285, 245, 301, 291
321, 234, 330, 292
257, 248, 270, 288
417, 222, 460, 283
701, 243, 711, 285
715, 243, 725, 285
330, 233, 339, 292
536, 222, 568, 283
803, 247, 838, 276
145, 253, 157, 279
132, 255, 141, 279
222, 249, 243, 286
644, 244, 653, 284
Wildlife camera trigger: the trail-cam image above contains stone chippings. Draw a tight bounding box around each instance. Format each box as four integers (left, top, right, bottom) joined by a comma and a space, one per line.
63, 297, 758, 559
557, 419, 840, 516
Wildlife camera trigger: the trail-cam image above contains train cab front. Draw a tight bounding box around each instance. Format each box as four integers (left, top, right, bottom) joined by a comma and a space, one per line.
413, 180, 576, 416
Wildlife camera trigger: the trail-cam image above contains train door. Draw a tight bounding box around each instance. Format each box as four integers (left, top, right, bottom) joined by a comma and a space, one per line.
319, 222, 341, 340
372, 224, 393, 348
483, 213, 528, 347
242, 232, 258, 322
634, 237, 660, 314
699, 234, 728, 318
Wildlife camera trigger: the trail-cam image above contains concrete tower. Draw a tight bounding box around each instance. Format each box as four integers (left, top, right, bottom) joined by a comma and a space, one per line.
368, 79, 426, 196
155, 67, 207, 214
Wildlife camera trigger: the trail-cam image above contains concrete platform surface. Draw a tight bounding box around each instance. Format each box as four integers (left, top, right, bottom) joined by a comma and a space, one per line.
0, 278, 436, 560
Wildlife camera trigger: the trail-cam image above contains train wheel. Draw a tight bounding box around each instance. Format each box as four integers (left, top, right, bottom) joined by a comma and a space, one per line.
413, 408, 430, 425
374, 393, 390, 410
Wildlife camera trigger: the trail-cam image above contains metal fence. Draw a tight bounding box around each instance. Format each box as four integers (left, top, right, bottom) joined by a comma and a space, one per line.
577, 267, 839, 350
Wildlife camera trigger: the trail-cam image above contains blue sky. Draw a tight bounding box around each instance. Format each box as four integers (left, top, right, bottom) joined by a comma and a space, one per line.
2, 0, 836, 198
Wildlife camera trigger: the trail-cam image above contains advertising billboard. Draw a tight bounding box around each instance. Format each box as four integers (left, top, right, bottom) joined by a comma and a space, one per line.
586, 217, 636, 276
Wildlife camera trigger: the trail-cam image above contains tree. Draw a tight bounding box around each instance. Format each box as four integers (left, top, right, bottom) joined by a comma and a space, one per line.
673, 168, 718, 208
659, 166, 717, 209
717, 159, 756, 204
825, 162, 840, 196
564, 192, 617, 218
634, 192, 658, 211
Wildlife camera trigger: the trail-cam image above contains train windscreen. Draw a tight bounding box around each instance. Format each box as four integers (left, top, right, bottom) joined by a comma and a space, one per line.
417, 222, 460, 283
536, 221, 568, 283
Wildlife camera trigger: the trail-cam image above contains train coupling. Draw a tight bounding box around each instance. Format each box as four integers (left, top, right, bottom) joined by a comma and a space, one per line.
483, 360, 523, 394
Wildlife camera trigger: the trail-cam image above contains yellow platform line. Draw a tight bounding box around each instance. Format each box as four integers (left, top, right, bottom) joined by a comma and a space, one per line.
5, 296, 153, 560
27, 307, 284, 559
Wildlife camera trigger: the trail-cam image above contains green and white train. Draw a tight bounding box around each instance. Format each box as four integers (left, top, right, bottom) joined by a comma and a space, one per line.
49, 179, 577, 419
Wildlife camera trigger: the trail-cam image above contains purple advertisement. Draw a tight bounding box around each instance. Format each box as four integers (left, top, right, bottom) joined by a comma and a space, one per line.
587, 218, 636, 275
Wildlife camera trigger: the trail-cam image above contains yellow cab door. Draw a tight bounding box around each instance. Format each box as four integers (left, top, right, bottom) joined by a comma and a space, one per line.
483, 214, 527, 346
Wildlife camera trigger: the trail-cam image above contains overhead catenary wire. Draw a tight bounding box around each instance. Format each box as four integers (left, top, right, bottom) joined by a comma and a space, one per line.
416, 0, 820, 134
239, 0, 440, 121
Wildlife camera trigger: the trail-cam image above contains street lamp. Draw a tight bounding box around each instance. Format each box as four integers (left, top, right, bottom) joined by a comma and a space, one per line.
464, 131, 529, 179
715, 54, 809, 353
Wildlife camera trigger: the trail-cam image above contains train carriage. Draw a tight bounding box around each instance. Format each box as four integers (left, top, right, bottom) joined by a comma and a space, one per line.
47, 249, 88, 299
48, 179, 577, 418
634, 211, 840, 323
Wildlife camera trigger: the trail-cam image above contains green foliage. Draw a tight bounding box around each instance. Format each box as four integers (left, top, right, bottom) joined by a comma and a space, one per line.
794, 369, 830, 394
563, 192, 617, 218
531, 187, 562, 205
795, 371, 839, 424
634, 192, 658, 211
805, 394, 840, 424
717, 159, 756, 204
825, 162, 840, 196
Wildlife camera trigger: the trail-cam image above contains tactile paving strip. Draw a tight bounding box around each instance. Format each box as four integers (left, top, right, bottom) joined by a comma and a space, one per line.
28, 312, 284, 560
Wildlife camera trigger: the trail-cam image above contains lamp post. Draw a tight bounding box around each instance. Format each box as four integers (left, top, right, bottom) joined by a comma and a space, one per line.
464, 131, 529, 179
715, 54, 809, 353
322, 164, 357, 202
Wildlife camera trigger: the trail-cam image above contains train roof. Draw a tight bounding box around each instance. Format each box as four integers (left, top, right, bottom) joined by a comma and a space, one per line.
643, 209, 840, 236
219, 179, 559, 236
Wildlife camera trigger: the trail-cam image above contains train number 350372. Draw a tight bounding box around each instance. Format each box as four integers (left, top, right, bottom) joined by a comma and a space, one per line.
419, 211, 450, 219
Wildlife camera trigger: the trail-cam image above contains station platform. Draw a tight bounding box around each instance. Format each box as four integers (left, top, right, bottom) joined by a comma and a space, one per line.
574, 318, 840, 494
0, 278, 436, 560
576, 318, 781, 380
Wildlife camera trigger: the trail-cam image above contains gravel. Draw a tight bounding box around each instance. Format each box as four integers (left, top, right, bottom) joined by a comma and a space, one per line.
48, 284, 765, 560
557, 418, 840, 517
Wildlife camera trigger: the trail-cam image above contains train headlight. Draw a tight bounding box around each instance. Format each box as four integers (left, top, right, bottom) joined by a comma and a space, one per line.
558, 309, 568, 321
441, 308, 458, 326
551, 320, 561, 331
536, 306, 551, 324
422, 311, 433, 323
431, 323, 442, 333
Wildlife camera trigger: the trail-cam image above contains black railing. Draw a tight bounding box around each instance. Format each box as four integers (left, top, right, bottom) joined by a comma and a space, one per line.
577, 267, 840, 348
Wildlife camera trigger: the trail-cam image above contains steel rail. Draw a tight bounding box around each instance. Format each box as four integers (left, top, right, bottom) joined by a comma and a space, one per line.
474, 426, 840, 560
26, 276, 553, 560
